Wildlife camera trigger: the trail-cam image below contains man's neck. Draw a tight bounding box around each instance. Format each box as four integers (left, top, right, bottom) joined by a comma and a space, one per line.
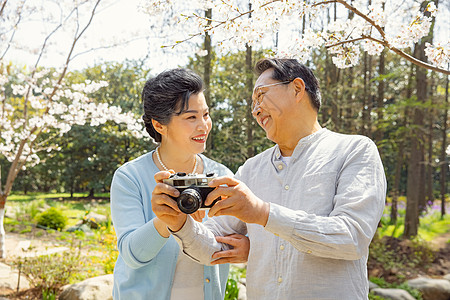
278, 121, 322, 156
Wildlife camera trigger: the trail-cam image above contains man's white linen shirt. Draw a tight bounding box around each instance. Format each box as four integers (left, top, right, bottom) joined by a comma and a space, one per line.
173, 128, 387, 299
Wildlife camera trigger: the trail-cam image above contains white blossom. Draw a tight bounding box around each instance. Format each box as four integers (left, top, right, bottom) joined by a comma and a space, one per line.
426, 2, 437, 17
330, 43, 361, 68
0, 63, 146, 168
363, 40, 384, 56
138, 0, 448, 71
425, 42, 449, 69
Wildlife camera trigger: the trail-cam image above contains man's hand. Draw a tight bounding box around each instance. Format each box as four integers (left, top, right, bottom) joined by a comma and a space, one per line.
152, 171, 187, 232
205, 176, 270, 226
190, 210, 206, 222
211, 234, 250, 265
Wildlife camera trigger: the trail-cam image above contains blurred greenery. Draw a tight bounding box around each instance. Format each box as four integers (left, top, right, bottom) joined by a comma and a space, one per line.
4, 193, 448, 299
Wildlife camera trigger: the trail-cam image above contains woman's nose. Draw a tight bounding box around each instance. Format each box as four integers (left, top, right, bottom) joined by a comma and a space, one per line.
197, 117, 208, 130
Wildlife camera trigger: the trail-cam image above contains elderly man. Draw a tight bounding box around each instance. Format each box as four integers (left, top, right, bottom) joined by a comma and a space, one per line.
152, 58, 386, 299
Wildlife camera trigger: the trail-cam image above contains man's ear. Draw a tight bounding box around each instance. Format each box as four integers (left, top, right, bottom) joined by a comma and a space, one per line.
152, 119, 166, 136
292, 77, 306, 103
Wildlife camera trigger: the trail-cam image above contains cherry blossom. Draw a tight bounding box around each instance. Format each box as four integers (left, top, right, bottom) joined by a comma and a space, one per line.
424, 42, 449, 69
0, 64, 146, 168
141, 0, 449, 74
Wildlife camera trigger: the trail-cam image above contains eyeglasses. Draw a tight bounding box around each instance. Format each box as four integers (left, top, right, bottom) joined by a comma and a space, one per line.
251, 81, 292, 111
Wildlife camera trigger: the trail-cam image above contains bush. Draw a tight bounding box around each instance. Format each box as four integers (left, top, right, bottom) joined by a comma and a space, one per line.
13, 243, 82, 298
369, 277, 423, 300
225, 265, 246, 300
368, 234, 434, 283
36, 207, 67, 231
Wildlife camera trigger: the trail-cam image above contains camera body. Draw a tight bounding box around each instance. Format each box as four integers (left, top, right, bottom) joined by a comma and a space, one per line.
163, 172, 220, 214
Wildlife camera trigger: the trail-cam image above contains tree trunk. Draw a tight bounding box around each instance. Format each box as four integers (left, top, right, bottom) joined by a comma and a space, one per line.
404, 51, 425, 238
392, 63, 414, 224
425, 74, 435, 205
391, 143, 403, 225
0, 195, 6, 258
245, 43, 254, 158
405, 103, 423, 238
374, 49, 385, 148
204, 8, 213, 152
367, 55, 373, 138
345, 67, 354, 133
329, 2, 340, 131
362, 52, 370, 136
245, 2, 254, 159
403, 0, 437, 238
440, 70, 449, 217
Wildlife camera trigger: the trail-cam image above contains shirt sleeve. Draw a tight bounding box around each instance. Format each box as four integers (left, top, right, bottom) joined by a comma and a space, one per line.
264, 138, 386, 260
172, 214, 247, 265
110, 168, 169, 269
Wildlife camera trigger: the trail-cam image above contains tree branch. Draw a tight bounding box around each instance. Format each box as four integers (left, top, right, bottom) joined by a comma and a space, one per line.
48, 0, 102, 102
316, 0, 449, 74
2, 0, 103, 199
163, 0, 280, 48
0, 0, 7, 17
0, 0, 24, 60
326, 36, 367, 48
4, 139, 27, 197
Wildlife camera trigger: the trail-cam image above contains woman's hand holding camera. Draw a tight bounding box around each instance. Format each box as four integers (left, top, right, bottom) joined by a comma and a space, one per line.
205, 176, 270, 226
152, 171, 187, 233
152, 171, 206, 237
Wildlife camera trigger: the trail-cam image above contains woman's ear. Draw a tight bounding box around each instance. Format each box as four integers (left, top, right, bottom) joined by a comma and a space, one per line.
292, 77, 306, 103
152, 119, 166, 136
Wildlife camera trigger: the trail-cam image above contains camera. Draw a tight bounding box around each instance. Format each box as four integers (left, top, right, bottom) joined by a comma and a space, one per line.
163, 172, 220, 214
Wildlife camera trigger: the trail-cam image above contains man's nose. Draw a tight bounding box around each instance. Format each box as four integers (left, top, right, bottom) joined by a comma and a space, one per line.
252, 104, 261, 117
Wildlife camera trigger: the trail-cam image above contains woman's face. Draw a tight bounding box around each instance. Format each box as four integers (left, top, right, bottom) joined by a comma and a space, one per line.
162, 91, 212, 155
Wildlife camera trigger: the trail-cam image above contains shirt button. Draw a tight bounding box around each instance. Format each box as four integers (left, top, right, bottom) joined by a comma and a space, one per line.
277, 164, 283, 170
205, 278, 210, 283
278, 276, 283, 283
307, 250, 312, 254
284, 185, 289, 190
280, 245, 285, 250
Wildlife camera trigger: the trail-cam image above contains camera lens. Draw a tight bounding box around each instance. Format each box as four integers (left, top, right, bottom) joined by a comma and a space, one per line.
177, 188, 202, 214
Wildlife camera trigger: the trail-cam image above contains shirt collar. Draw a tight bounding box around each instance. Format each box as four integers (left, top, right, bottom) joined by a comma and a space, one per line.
272, 128, 328, 165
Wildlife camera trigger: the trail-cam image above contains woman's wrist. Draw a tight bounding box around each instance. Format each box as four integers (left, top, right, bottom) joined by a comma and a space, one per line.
153, 217, 170, 238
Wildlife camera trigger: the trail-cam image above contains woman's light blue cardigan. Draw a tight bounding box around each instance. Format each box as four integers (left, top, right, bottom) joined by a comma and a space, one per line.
110, 151, 232, 300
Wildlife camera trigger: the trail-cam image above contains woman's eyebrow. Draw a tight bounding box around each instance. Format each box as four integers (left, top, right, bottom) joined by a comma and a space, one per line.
181, 109, 198, 114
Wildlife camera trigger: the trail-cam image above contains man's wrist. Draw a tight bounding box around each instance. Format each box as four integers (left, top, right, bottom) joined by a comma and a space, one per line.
257, 201, 270, 226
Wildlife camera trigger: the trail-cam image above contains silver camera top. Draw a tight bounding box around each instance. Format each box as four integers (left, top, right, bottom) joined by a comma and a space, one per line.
163, 172, 217, 188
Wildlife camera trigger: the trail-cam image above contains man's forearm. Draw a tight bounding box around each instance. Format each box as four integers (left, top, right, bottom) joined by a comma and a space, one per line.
172, 215, 247, 265
171, 216, 224, 265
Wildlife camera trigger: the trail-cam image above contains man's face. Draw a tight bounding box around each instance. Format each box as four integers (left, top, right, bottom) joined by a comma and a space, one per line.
252, 69, 295, 143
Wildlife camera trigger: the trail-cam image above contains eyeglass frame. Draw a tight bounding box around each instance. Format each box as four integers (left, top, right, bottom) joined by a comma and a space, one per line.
251, 80, 292, 111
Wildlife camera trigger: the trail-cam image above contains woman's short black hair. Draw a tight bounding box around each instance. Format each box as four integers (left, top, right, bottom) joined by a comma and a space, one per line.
255, 58, 321, 111
142, 68, 204, 142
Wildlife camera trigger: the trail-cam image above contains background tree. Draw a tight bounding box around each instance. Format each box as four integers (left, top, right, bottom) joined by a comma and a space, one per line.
10, 61, 152, 196
0, 0, 145, 258
143, 0, 449, 239
188, 49, 271, 172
